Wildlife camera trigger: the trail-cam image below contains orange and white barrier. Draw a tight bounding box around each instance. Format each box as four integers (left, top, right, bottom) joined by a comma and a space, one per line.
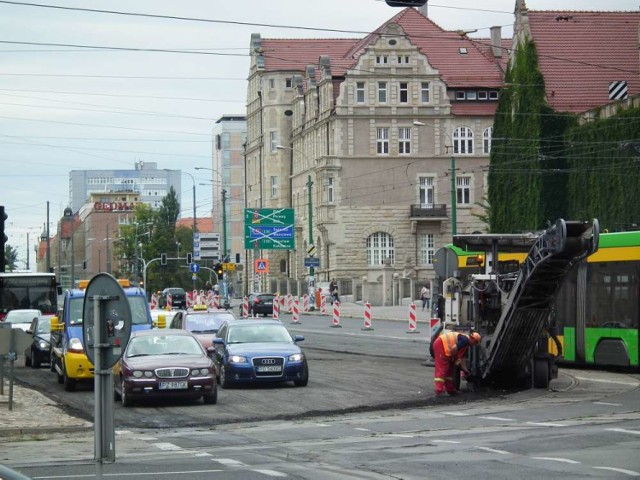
166, 293, 172, 310
242, 296, 249, 318
331, 301, 342, 328
273, 295, 279, 319
290, 297, 300, 324
286, 293, 293, 313
362, 301, 374, 330
430, 317, 441, 337
150, 293, 158, 310
302, 294, 310, 312
407, 302, 420, 333
213, 294, 219, 309
320, 294, 327, 315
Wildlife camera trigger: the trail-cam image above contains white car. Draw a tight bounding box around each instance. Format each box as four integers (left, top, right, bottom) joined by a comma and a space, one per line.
4, 309, 42, 332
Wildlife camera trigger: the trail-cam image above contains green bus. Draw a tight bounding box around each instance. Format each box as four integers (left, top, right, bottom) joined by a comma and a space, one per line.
554, 230, 639, 368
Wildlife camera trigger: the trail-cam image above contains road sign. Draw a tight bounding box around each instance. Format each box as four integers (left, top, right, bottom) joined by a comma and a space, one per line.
304, 257, 320, 268
222, 262, 236, 272
194, 232, 221, 259
255, 258, 270, 273
244, 208, 295, 250
307, 245, 317, 256
189, 263, 200, 273
0, 328, 32, 355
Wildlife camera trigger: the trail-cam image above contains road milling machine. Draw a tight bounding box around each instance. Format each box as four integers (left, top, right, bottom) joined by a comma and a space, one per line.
432, 219, 599, 389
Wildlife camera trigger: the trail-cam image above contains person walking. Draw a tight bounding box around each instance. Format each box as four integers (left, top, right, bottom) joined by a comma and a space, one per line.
420, 283, 431, 311
432, 330, 481, 396
329, 278, 340, 304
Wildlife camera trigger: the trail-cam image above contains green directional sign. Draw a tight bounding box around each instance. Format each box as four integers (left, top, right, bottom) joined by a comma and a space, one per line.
244, 208, 295, 250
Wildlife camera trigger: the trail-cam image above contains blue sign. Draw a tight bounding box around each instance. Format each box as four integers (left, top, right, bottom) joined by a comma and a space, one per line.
249, 225, 294, 239
189, 263, 200, 273
304, 257, 320, 268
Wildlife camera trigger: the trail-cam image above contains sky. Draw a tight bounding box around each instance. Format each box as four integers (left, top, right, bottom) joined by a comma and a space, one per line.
1, 0, 637, 269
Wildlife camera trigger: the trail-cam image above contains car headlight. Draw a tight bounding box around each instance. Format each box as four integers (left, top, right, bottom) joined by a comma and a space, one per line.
191, 368, 209, 376
67, 337, 84, 353
132, 370, 153, 378
229, 355, 247, 364
288, 353, 304, 362
38, 340, 49, 349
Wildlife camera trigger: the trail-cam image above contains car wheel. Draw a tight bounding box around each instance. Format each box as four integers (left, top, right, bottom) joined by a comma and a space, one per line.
63, 362, 76, 392
203, 384, 218, 405
294, 360, 309, 387
121, 379, 132, 407
32, 352, 41, 369
25, 350, 32, 367
219, 364, 232, 389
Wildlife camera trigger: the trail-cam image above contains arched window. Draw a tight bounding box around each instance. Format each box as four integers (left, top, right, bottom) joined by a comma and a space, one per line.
453, 127, 473, 155
366, 232, 395, 266
483, 127, 492, 154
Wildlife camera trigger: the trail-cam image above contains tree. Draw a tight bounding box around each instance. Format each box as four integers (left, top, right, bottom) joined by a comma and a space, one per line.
4, 244, 18, 271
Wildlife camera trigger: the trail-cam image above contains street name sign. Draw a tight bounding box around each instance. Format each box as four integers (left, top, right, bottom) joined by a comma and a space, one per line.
304, 257, 320, 268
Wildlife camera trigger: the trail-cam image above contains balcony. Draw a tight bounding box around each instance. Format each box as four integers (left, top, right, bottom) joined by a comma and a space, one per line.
410, 204, 448, 219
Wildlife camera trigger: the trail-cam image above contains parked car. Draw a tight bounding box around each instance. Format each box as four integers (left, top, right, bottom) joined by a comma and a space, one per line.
211, 319, 308, 388
247, 293, 276, 317
170, 307, 236, 349
160, 287, 187, 309
24, 314, 53, 368
3, 309, 41, 332
113, 329, 217, 407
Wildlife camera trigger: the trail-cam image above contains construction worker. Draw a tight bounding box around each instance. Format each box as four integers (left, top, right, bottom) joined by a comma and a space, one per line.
432, 330, 481, 396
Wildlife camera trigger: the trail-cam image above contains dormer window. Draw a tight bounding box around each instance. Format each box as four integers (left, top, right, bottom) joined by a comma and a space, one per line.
376, 55, 389, 65
459, 47, 468, 54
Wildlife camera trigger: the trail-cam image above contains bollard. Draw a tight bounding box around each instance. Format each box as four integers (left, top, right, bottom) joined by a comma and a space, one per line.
273, 295, 280, 320
213, 295, 219, 310
320, 294, 327, 315
150, 293, 158, 310
242, 296, 249, 318
286, 293, 293, 313
407, 302, 420, 333
362, 301, 374, 330
331, 301, 342, 328
290, 297, 301, 324
303, 294, 310, 312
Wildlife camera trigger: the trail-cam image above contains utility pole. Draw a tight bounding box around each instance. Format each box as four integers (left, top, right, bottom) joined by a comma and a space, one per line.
307, 175, 315, 308
46, 201, 51, 273
105, 225, 111, 274
450, 155, 457, 237
221, 189, 229, 306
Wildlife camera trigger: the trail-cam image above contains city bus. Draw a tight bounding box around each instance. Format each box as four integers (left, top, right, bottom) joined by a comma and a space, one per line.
0, 272, 59, 321
554, 230, 639, 369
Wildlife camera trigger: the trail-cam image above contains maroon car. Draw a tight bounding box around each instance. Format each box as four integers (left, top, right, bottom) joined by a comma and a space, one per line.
113, 329, 217, 407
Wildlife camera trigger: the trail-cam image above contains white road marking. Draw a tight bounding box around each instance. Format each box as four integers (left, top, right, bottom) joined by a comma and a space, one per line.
606, 428, 640, 435
475, 446, 511, 455
575, 376, 639, 386
593, 466, 640, 477
252, 469, 288, 477
479, 416, 514, 421
214, 458, 247, 467
441, 412, 470, 416
432, 440, 461, 444
153, 442, 182, 451
532, 457, 580, 464
32, 469, 226, 477
594, 401, 622, 406
526, 421, 566, 427
195, 452, 212, 457
354, 427, 371, 431
383, 434, 415, 438
115, 430, 132, 435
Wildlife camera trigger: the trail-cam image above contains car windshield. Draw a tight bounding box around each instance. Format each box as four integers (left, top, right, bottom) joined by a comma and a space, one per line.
5, 310, 40, 324
185, 313, 234, 333
36, 317, 51, 333
128, 296, 151, 325
127, 334, 203, 357
165, 289, 185, 296
227, 324, 292, 344
68, 298, 84, 325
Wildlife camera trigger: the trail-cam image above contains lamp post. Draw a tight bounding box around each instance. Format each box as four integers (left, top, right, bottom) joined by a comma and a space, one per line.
413, 121, 457, 237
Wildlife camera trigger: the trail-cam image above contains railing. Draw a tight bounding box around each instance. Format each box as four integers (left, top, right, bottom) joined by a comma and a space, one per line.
410, 204, 448, 218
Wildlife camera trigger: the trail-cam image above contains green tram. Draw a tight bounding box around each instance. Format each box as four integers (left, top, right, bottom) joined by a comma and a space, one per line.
554, 230, 639, 368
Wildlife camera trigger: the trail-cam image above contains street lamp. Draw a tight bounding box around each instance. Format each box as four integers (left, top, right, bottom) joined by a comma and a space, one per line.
413, 121, 457, 237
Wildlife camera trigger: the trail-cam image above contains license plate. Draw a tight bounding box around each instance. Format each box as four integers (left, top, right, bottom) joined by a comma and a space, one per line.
257, 365, 282, 373
159, 381, 188, 390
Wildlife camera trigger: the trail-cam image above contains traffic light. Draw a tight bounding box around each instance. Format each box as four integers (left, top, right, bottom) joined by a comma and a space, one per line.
186, 252, 193, 264
0, 206, 7, 273
161, 253, 167, 266
82, 260, 87, 270
215, 262, 223, 277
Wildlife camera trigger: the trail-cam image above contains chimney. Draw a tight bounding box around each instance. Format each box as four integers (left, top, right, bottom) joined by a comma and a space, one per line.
490, 26, 502, 58
418, 2, 428, 17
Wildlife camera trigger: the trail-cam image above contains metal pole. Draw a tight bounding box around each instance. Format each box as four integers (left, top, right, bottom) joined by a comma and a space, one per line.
105, 225, 111, 274
451, 155, 457, 237
26, 232, 30, 271
307, 175, 315, 309
222, 189, 228, 305
46, 201, 51, 273
71, 222, 75, 288
192, 182, 197, 234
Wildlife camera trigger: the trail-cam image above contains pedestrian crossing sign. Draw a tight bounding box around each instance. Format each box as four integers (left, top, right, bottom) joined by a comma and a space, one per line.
255, 258, 269, 274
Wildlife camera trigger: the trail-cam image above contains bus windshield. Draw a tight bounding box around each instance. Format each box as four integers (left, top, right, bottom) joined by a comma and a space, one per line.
0, 273, 58, 320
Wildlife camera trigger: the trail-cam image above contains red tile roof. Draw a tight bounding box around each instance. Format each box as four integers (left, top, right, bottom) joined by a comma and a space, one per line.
260, 8, 506, 103
527, 11, 640, 113
177, 217, 213, 233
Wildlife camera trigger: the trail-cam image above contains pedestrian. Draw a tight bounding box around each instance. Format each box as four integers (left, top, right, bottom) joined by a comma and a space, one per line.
420, 283, 431, 311
432, 330, 481, 396
329, 278, 340, 304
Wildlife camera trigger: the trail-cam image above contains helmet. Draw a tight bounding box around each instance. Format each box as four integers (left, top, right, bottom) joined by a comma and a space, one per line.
469, 332, 481, 344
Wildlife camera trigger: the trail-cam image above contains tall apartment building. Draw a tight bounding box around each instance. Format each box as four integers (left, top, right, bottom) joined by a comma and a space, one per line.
69, 161, 182, 214
245, 7, 507, 288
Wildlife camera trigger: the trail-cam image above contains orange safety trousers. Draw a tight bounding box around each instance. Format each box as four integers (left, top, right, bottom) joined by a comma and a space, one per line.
432, 335, 457, 395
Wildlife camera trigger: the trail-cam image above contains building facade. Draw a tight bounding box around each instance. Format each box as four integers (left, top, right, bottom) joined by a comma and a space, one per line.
245, 8, 507, 297
69, 161, 182, 214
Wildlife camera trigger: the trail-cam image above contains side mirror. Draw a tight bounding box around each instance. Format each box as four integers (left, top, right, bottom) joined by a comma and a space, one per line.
294, 334, 305, 342
213, 337, 224, 345
50, 316, 63, 332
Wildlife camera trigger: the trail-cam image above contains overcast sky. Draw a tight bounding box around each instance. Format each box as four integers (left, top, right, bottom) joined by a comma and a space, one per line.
1, 0, 637, 268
